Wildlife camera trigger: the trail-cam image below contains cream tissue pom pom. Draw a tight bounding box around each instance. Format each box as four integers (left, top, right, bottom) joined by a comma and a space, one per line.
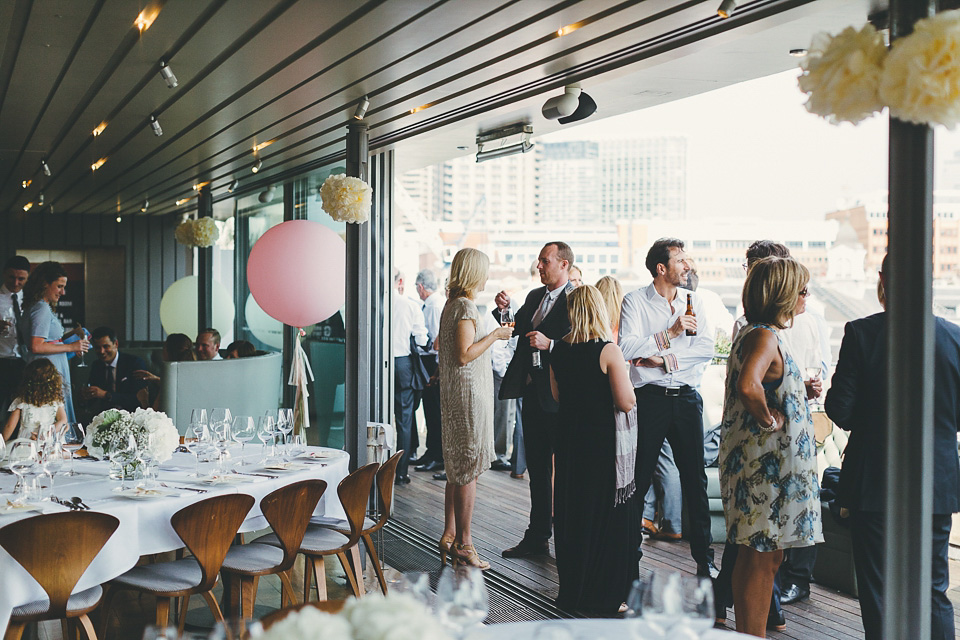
798, 23, 887, 125
880, 9, 960, 129
175, 217, 220, 247
320, 174, 372, 224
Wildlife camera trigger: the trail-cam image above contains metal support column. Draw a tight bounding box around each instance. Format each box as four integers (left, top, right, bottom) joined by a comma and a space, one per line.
282, 182, 296, 410
885, 1, 937, 638
197, 184, 214, 331
345, 121, 370, 469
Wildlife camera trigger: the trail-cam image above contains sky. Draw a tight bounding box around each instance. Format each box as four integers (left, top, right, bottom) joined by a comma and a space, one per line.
540, 69, 960, 221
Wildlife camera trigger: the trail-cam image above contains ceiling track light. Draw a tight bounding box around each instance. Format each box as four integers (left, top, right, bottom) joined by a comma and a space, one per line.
21, 179, 31, 189
227, 179, 239, 193
149, 114, 163, 136
141, 198, 149, 213
41, 159, 51, 176
717, 0, 736, 18
353, 96, 369, 120
37, 192, 44, 206
542, 83, 597, 124
259, 185, 276, 204
159, 60, 178, 88
251, 157, 262, 173
116, 214, 122, 223
476, 124, 535, 163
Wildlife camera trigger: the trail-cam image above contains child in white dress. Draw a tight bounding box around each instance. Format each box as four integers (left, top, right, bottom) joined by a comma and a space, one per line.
3, 359, 66, 441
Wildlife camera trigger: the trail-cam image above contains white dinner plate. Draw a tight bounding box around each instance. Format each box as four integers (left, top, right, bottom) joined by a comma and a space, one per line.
262, 462, 309, 472
112, 486, 179, 500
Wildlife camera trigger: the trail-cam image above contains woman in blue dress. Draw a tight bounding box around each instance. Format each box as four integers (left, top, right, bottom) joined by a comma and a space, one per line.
17, 262, 89, 423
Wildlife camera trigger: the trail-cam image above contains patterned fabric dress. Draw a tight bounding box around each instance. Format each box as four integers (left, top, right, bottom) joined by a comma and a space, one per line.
718, 323, 823, 551
437, 297, 495, 486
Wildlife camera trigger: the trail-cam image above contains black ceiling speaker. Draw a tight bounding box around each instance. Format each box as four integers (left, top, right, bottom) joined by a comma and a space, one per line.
558, 91, 597, 125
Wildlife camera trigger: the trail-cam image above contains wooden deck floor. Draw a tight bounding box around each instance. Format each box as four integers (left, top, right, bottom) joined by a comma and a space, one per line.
392, 464, 960, 639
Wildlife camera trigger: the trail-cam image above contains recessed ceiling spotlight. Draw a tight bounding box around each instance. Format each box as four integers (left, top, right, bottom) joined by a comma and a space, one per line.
353, 96, 369, 120
41, 159, 51, 176
717, 0, 736, 18
251, 157, 262, 173
227, 179, 239, 193
149, 115, 163, 136
158, 60, 178, 88
789, 48, 808, 57
116, 214, 122, 223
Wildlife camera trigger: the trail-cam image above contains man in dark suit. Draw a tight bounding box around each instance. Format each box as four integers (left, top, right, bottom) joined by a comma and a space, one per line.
825, 255, 959, 640
80, 327, 149, 413
495, 241, 575, 558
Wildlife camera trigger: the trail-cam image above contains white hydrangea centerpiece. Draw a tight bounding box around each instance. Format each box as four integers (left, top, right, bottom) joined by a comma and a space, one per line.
83, 408, 179, 463
880, 9, 960, 129
257, 593, 451, 640
320, 174, 372, 224
797, 23, 887, 125
175, 217, 220, 247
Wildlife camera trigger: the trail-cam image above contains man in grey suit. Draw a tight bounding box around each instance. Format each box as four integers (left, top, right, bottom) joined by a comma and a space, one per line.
494, 241, 575, 558
825, 254, 960, 640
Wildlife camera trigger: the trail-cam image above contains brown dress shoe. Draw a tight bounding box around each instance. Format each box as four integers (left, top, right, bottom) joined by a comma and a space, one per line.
510, 471, 525, 479
641, 518, 659, 536
652, 530, 682, 541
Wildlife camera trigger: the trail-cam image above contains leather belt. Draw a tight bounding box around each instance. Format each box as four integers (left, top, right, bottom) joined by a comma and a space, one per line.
639, 384, 693, 397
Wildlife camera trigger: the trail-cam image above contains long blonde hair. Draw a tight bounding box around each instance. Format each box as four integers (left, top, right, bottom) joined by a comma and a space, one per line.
595, 276, 623, 335
565, 285, 612, 344
742, 256, 809, 329
447, 248, 489, 300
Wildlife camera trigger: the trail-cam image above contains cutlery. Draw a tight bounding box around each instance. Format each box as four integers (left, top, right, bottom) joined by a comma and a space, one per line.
158, 482, 208, 494
232, 471, 279, 479
70, 497, 90, 510
51, 496, 76, 510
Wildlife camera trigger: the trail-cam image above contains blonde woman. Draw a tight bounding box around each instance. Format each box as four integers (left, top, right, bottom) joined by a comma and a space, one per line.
718, 256, 821, 637
595, 275, 624, 342
437, 248, 513, 569
548, 284, 637, 615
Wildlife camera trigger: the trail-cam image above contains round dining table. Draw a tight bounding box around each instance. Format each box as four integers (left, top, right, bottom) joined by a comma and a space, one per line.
0, 445, 350, 632
470, 619, 747, 639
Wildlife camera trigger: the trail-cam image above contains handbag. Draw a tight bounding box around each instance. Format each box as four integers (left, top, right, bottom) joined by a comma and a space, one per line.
409, 336, 430, 392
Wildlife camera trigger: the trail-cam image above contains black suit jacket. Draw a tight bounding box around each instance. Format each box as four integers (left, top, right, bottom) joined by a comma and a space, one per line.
496, 285, 572, 412
825, 312, 960, 514
88, 352, 149, 412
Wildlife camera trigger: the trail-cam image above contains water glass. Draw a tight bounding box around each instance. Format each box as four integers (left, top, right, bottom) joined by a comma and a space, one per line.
137, 433, 158, 488
231, 415, 255, 465
39, 439, 64, 499
679, 575, 714, 634
276, 408, 294, 454
257, 415, 277, 463
191, 408, 208, 429
112, 434, 138, 491
62, 423, 85, 476
213, 420, 232, 474
436, 566, 488, 638
8, 441, 38, 504
288, 434, 307, 458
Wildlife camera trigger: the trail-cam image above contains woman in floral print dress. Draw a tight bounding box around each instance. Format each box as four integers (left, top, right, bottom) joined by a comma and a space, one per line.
719, 256, 822, 637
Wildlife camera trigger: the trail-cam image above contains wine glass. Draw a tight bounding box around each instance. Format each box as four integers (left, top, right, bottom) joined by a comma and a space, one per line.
806, 366, 823, 406
112, 434, 138, 491
191, 408, 208, 432
231, 416, 255, 465
499, 307, 515, 328
39, 438, 64, 499
288, 434, 307, 458
210, 407, 231, 434
639, 570, 684, 635
436, 566, 488, 638
62, 423, 85, 476
212, 419, 232, 475
207, 618, 263, 640
257, 415, 277, 463
0, 307, 15, 339
276, 409, 294, 456
186, 424, 212, 478
137, 432, 158, 489
678, 575, 714, 634
8, 440, 38, 505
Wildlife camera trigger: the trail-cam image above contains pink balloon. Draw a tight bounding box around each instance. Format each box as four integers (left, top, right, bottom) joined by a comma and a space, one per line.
247, 220, 346, 327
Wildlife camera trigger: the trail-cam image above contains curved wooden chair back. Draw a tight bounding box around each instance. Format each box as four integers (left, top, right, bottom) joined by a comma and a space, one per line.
0, 512, 119, 618
338, 462, 379, 545
258, 599, 346, 630
260, 479, 327, 569
171, 493, 255, 591
370, 451, 403, 533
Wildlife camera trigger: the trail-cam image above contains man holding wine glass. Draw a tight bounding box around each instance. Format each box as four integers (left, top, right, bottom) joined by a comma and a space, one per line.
81, 327, 149, 414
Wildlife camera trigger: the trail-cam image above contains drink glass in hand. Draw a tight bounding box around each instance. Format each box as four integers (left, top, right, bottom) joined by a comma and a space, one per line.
806, 366, 822, 405
499, 307, 515, 328
0, 308, 15, 339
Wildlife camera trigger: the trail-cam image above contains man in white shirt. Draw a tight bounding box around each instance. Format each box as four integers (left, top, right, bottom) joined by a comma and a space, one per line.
393, 270, 428, 485
619, 238, 717, 578
0, 256, 29, 428
413, 269, 446, 472
195, 328, 223, 361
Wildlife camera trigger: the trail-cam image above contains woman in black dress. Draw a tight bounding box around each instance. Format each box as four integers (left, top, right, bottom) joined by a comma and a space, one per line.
549, 284, 638, 615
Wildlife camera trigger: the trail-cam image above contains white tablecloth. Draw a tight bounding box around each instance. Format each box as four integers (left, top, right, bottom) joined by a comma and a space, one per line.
0, 445, 350, 631
470, 619, 747, 639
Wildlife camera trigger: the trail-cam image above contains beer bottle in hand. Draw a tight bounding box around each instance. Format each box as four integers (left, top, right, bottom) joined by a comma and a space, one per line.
685, 293, 696, 336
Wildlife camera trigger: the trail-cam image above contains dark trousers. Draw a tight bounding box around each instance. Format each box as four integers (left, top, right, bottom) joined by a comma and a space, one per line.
511, 397, 527, 475
393, 356, 417, 477
521, 384, 558, 543
634, 386, 714, 566
851, 510, 954, 640
0, 357, 25, 431
420, 355, 443, 463
779, 545, 817, 589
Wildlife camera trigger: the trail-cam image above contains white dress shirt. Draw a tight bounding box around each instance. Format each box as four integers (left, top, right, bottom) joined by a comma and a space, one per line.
485, 312, 515, 378
393, 291, 428, 358
618, 283, 715, 389
421, 290, 445, 356
0, 285, 23, 359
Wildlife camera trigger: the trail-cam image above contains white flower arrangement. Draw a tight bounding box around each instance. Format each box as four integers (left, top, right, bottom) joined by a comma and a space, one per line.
256, 594, 451, 640
797, 24, 887, 125
83, 408, 179, 463
880, 9, 960, 129
320, 174, 372, 224
800, 10, 960, 129
175, 217, 220, 247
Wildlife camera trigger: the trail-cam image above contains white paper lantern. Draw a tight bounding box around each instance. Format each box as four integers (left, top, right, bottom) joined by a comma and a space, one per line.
244, 293, 283, 349
159, 276, 235, 338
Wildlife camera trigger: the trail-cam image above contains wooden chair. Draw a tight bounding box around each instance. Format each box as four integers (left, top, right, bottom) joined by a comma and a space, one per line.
320, 451, 402, 594
253, 463, 378, 602
258, 599, 347, 630
99, 493, 255, 638
219, 479, 327, 619
0, 511, 120, 640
